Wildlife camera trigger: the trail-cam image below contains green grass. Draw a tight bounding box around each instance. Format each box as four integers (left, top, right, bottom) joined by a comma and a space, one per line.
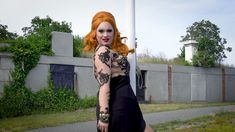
0, 102, 234, 132
137, 55, 189, 66
151, 111, 235, 132
0, 108, 96, 132
139, 102, 235, 113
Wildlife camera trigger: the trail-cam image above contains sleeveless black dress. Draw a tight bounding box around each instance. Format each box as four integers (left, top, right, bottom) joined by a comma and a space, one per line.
94, 45, 146, 132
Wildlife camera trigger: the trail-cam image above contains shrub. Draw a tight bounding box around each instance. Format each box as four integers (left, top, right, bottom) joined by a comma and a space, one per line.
73, 35, 84, 57
33, 88, 80, 112
0, 84, 34, 118
77, 96, 97, 109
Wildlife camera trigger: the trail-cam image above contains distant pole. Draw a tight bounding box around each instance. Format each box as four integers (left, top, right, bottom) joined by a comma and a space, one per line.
126, 0, 136, 95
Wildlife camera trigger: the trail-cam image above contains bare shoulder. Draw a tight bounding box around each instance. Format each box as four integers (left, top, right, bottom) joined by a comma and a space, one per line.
95, 45, 112, 57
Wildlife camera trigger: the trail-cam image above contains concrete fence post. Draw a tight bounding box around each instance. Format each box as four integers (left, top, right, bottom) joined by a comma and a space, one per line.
221, 68, 226, 102
51, 31, 73, 57
168, 65, 172, 102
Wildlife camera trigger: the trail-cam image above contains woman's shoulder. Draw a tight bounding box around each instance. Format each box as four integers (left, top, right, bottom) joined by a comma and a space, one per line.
95, 44, 111, 51
94, 44, 113, 57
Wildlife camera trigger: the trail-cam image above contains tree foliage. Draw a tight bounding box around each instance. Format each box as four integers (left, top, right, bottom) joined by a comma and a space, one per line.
180, 20, 232, 67
0, 24, 18, 40
73, 35, 84, 57
22, 16, 72, 55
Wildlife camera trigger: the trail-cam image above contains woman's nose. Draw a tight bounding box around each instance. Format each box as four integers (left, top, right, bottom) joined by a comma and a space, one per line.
103, 31, 108, 36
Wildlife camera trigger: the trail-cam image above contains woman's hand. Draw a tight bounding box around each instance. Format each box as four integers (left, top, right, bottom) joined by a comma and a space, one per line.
97, 120, 109, 132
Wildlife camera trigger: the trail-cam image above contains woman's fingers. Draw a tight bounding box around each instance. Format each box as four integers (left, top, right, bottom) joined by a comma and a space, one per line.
104, 127, 108, 132
97, 121, 108, 132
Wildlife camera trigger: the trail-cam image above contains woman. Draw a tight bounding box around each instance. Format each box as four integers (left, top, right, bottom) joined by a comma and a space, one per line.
84, 11, 154, 132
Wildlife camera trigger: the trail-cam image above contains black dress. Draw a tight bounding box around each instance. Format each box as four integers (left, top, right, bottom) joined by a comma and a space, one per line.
94, 45, 146, 132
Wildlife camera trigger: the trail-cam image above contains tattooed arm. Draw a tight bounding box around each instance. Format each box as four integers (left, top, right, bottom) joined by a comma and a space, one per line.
94, 46, 111, 119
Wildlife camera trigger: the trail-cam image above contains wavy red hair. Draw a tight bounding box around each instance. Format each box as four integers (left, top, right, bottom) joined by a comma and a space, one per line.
83, 11, 134, 56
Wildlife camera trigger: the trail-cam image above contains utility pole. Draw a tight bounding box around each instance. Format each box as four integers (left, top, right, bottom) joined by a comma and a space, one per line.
126, 0, 136, 95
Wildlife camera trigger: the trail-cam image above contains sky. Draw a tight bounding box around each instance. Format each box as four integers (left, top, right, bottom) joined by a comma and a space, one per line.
1, 0, 235, 66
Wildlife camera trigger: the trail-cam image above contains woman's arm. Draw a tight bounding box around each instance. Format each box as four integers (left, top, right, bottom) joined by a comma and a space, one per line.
94, 46, 111, 123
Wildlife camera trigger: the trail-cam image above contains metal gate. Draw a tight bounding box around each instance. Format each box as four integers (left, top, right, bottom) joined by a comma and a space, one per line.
50, 64, 75, 90
136, 68, 146, 102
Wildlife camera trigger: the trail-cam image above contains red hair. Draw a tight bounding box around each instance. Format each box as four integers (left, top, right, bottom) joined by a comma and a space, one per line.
83, 11, 134, 56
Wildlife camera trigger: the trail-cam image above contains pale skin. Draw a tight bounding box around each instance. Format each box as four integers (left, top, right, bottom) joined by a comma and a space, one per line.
96, 21, 113, 132
95, 21, 154, 132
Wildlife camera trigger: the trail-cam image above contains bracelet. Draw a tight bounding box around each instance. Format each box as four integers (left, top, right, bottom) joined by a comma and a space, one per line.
99, 111, 110, 123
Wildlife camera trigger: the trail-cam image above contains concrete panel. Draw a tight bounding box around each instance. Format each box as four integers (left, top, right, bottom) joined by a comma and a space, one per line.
205, 67, 221, 75
225, 75, 235, 101
145, 71, 168, 102
206, 73, 221, 102
0, 70, 11, 81
225, 68, 235, 101
52, 32, 73, 57
0, 82, 7, 96
172, 66, 191, 102
39, 55, 92, 67
0, 56, 14, 70
0, 82, 3, 93
191, 74, 206, 101
138, 63, 168, 72
0, 82, 3, 97
75, 66, 98, 98
171, 65, 193, 73
191, 67, 207, 74
26, 64, 49, 92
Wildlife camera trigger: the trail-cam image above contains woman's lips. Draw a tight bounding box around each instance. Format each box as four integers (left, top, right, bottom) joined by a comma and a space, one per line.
102, 38, 109, 42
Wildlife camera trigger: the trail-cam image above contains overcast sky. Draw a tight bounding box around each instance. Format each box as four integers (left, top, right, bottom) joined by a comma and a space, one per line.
1, 0, 234, 66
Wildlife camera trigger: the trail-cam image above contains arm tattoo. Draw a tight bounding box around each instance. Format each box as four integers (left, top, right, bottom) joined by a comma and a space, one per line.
98, 69, 110, 87
98, 49, 111, 68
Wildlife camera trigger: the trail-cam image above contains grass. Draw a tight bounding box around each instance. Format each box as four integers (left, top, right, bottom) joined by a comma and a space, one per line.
137, 53, 189, 66
139, 102, 235, 113
0, 108, 96, 132
151, 111, 235, 132
0, 102, 235, 132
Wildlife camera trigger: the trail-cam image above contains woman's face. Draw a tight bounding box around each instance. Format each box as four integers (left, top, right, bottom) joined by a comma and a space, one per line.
96, 21, 114, 46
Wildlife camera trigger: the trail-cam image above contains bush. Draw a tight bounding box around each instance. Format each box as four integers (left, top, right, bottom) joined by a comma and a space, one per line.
33, 87, 97, 113
77, 96, 97, 109
73, 36, 84, 57
0, 86, 97, 118
33, 88, 80, 112
0, 84, 34, 118
0, 46, 11, 52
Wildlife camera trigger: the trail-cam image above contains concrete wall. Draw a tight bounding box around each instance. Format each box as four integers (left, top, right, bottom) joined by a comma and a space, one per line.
225, 68, 235, 101
1, 53, 235, 102
51, 31, 73, 57
0, 53, 14, 96
205, 68, 222, 102
190, 67, 206, 101
27, 55, 98, 98
0, 32, 234, 102
171, 65, 192, 102
139, 64, 235, 103
139, 64, 168, 102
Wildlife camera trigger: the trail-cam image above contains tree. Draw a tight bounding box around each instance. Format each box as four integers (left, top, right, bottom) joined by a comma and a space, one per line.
73, 35, 84, 57
0, 24, 18, 40
177, 46, 185, 59
180, 20, 232, 67
22, 16, 72, 55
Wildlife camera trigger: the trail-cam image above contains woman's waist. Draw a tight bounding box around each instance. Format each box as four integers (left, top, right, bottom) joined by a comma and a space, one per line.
110, 75, 130, 88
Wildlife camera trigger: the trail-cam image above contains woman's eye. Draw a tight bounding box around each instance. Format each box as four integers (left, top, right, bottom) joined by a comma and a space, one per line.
98, 29, 104, 33
98, 29, 113, 33
107, 29, 113, 33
